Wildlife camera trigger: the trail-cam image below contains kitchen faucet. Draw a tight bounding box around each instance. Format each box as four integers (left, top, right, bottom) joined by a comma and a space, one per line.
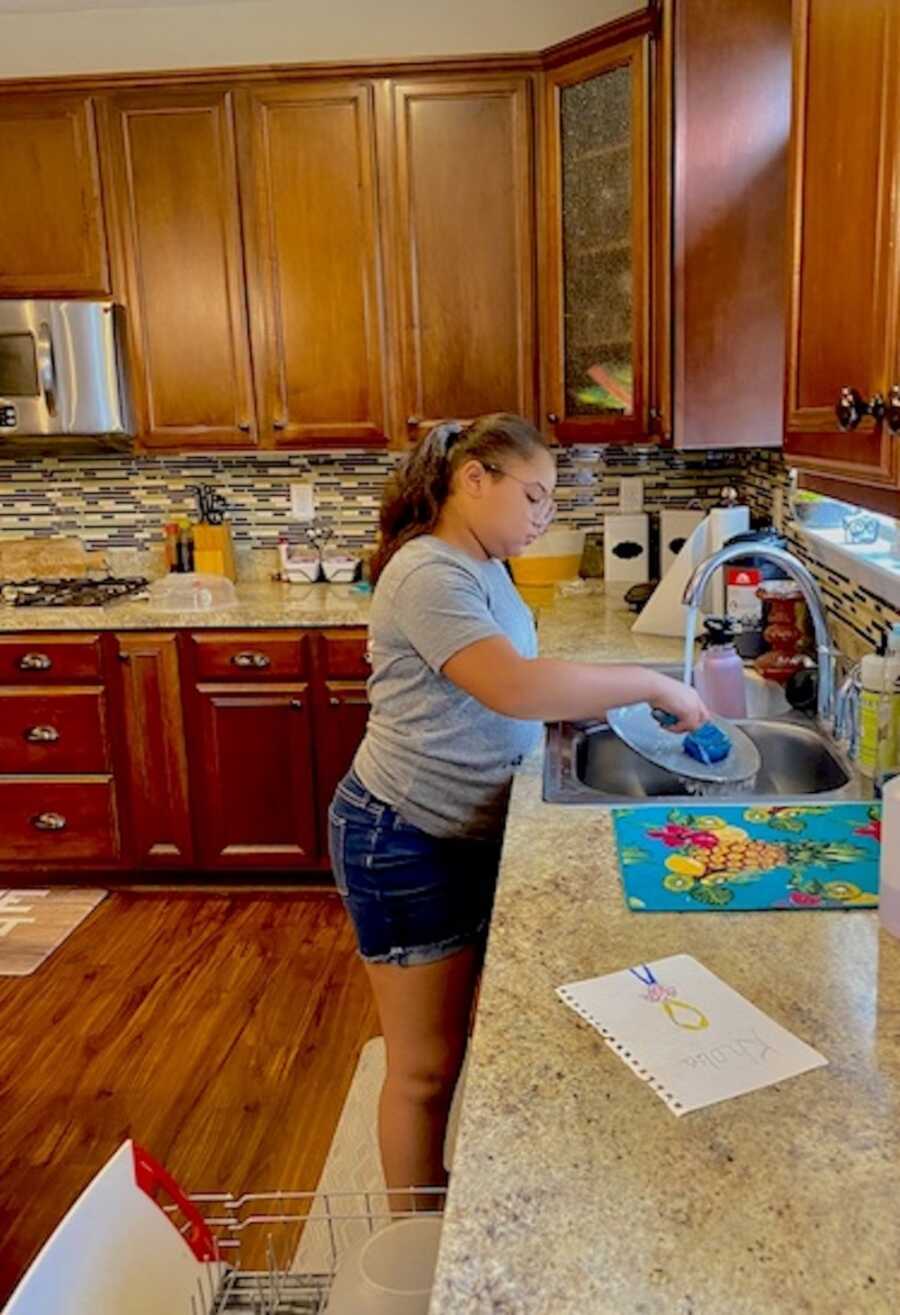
682, 542, 836, 726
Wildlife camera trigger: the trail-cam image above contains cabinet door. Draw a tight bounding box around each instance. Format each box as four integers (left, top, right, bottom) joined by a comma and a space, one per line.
240, 82, 388, 447
542, 39, 650, 443
784, 0, 899, 482
318, 681, 370, 816
117, 633, 192, 868
102, 87, 256, 449
0, 93, 109, 296
389, 77, 536, 437
194, 684, 317, 868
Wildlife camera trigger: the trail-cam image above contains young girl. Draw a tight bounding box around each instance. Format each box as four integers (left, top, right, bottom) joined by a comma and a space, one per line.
328, 413, 706, 1199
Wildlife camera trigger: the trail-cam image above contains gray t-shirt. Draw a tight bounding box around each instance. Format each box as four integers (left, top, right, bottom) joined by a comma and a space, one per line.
353, 535, 541, 839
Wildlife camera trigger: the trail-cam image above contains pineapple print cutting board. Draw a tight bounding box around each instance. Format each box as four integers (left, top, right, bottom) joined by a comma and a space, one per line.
612, 803, 881, 912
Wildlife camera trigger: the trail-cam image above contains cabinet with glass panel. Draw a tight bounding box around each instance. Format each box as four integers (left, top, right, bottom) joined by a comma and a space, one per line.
542, 39, 649, 443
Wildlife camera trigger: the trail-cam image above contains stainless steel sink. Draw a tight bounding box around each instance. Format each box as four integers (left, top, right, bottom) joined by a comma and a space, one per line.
543, 667, 868, 806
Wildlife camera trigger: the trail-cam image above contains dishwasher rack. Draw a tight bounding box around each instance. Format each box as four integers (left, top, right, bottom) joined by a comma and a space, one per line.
2, 1140, 446, 1315
184, 1184, 447, 1314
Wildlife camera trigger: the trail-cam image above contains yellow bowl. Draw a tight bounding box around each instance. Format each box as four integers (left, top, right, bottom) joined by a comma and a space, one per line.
508, 553, 583, 585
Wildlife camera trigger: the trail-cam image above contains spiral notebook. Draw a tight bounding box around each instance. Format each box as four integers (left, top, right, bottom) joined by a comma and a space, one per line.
557, 954, 827, 1116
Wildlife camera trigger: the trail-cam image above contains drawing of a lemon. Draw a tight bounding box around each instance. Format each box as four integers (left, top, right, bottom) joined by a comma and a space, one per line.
664, 855, 706, 877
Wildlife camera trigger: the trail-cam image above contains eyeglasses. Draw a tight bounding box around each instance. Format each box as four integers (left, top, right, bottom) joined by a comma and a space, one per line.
483, 463, 556, 517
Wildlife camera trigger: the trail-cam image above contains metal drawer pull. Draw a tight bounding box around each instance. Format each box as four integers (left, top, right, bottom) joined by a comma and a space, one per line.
18, 652, 52, 671
289, 698, 303, 709
231, 651, 271, 669
24, 725, 60, 743
886, 385, 900, 436
32, 811, 67, 832
329, 696, 340, 705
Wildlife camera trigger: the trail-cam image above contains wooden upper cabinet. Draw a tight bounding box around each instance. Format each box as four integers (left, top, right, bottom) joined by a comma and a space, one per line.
785, 0, 900, 483
239, 82, 388, 447
388, 77, 536, 436
542, 40, 650, 443
0, 93, 109, 296
101, 87, 256, 449
668, 0, 791, 451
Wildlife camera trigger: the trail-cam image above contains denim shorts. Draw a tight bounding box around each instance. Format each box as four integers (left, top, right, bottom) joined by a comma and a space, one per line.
327, 769, 502, 967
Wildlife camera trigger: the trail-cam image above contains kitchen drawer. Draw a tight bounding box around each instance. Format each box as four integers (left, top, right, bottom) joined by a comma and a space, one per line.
0, 687, 109, 773
190, 632, 307, 681
0, 634, 104, 684
321, 629, 370, 679
0, 777, 120, 863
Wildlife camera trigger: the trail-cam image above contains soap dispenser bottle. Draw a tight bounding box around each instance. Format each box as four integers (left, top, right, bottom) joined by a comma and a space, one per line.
693, 616, 747, 719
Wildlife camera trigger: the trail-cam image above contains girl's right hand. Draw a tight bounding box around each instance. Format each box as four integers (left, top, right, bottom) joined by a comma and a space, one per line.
649, 673, 709, 733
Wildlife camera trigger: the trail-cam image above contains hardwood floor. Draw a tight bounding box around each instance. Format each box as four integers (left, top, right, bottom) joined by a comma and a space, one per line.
0, 889, 379, 1301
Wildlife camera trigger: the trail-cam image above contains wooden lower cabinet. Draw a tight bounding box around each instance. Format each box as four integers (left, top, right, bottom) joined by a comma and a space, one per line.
0, 777, 120, 864
116, 632, 193, 868
318, 681, 370, 812
193, 683, 318, 868
0, 626, 371, 878
0, 687, 109, 775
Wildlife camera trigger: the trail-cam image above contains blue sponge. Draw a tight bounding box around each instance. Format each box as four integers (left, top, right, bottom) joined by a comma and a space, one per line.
682, 721, 732, 764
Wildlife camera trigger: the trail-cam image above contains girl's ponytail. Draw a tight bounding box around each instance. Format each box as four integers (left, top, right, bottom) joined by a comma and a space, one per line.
369, 423, 463, 583
369, 413, 548, 584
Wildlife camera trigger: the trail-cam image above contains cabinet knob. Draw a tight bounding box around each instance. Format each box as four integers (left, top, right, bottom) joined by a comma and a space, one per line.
18, 652, 52, 671
237, 421, 251, 433
272, 419, 287, 431
24, 725, 59, 744
231, 651, 271, 669
406, 416, 421, 427
329, 696, 340, 705
886, 385, 900, 436
836, 387, 884, 431
289, 698, 303, 709
547, 412, 560, 425
32, 811, 66, 832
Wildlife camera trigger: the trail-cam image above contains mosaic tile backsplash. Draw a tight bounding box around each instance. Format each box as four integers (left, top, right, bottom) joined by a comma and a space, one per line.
0, 442, 895, 654
0, 445, 747, 556
742, 448, 899, 655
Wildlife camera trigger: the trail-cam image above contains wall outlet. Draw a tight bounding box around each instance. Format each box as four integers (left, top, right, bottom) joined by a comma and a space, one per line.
290, 482, 316, 522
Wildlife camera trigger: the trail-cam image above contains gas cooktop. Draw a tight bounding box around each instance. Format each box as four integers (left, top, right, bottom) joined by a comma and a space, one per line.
0, 576, 149, 608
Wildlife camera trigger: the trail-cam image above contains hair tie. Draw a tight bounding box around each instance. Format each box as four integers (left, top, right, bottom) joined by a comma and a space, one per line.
429, 421, 464, 457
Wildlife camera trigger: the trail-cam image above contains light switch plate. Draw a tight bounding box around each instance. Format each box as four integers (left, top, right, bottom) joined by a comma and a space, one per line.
290, 482, 316, 522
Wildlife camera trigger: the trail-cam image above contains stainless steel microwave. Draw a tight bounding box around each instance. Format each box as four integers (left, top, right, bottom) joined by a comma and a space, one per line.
0, 300, 134, 452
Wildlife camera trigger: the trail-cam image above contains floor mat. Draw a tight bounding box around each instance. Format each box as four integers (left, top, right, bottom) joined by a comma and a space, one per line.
0, 888, 106, 976
291, 1036, 465, 1275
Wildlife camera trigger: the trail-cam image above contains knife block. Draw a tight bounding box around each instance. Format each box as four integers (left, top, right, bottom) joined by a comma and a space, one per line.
193, 522, 236, 580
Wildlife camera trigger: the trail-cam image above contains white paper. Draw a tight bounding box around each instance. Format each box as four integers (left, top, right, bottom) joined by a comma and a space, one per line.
558, 953, 827, 1115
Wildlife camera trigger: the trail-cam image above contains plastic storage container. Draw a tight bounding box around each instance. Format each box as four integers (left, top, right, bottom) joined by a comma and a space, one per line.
508, 527, 585, 585
147, 571, 237, 612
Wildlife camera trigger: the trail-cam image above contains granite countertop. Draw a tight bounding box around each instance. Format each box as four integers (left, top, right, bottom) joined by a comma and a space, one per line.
430, 592, 900, 1315
0, 580, 372, 631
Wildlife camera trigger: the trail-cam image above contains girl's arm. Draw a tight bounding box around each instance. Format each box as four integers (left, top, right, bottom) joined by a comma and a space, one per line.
442, 635, 708, 731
